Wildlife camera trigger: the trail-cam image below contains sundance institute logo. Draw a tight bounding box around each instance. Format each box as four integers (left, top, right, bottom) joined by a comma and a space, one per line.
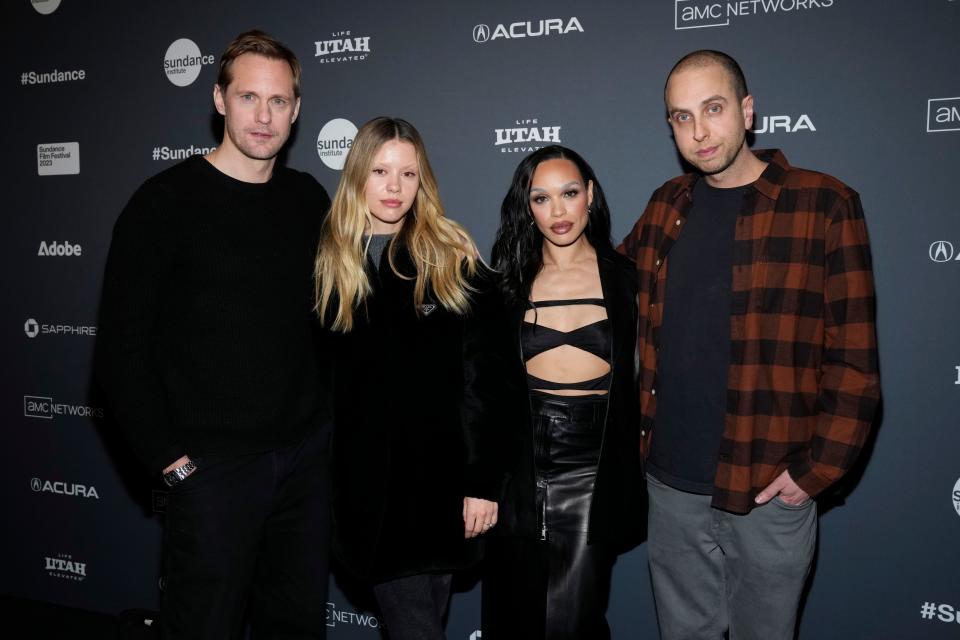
316, 118, 358, 170
32, 0, 61, 15
163, 38, 215, 87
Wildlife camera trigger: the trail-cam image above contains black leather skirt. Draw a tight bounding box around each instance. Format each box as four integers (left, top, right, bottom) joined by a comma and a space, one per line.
532, 392, 606, 536
482, 393, 614, 640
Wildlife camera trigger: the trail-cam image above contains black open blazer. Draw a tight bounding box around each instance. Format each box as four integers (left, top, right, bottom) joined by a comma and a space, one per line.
493, 249, 645, 549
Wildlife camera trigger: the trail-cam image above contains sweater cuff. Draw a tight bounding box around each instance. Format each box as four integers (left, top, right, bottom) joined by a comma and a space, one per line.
146, 445, 189, 477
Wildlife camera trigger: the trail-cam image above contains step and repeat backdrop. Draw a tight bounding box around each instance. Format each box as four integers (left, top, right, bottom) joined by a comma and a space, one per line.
3, 0, 959, 638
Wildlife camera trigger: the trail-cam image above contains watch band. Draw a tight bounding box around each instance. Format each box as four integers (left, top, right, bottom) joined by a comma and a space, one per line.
163, 459, 197, 487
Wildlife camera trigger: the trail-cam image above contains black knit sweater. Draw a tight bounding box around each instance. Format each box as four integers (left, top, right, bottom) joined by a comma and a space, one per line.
97, 156, 331, 474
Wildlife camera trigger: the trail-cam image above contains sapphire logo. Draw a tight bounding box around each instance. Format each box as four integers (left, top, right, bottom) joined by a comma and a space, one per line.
927, 97, 960, 133
22, 319, 97, 338
953, 477, 960, 517
929, 241, 957, 262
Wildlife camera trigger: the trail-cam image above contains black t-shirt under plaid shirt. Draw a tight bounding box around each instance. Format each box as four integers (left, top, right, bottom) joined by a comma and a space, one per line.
648, 179, 744, 494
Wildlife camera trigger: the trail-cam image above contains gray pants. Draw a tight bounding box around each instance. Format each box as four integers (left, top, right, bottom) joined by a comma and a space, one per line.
646, 473, 817, 640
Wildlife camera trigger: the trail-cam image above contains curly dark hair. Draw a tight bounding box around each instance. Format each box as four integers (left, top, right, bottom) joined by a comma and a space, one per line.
490, 145, 613, 306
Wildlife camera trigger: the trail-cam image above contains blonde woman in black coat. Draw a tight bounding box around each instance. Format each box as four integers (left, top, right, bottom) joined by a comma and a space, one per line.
314, 117, 507, 640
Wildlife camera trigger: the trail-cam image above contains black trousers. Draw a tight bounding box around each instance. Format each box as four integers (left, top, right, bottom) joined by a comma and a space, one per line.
161, 425, 332, 640
482, 394, 614, 640
373, 573, 453, 640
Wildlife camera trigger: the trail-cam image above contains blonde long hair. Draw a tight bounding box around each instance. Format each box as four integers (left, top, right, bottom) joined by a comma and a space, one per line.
314, 117, 478, 332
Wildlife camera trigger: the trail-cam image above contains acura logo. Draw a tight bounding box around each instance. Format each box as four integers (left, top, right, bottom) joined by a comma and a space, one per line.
31, 478, 42, 491
25, 318, 39, 338
929, 240, 955, 262
473, 24, 490, 43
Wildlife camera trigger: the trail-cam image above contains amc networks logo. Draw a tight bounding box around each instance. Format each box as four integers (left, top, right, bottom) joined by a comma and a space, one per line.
325, 602, 381, 629
927, 97, 960, 133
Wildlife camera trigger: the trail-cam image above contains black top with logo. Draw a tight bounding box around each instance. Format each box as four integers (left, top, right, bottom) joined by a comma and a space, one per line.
647, 178, 745, 494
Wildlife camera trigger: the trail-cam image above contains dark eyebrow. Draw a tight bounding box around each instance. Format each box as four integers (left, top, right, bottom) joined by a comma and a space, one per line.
530, 181, 582, 194
668, 94, 728, 116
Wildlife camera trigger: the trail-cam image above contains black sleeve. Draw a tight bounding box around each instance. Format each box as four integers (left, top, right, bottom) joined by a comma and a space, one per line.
96, 181, 185, 475
460, 264, 513, 501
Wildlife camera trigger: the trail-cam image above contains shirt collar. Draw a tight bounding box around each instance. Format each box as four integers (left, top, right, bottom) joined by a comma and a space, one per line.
671, 148, 791, 202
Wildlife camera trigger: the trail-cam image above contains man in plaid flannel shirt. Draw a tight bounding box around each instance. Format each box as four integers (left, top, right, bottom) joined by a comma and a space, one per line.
619, 50, 880, 639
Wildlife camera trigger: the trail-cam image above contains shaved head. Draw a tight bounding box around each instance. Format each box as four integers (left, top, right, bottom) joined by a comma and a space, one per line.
665, 50, 748, 103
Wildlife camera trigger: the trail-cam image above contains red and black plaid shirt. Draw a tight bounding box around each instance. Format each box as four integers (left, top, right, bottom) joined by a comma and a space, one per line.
620, 149, 880, 513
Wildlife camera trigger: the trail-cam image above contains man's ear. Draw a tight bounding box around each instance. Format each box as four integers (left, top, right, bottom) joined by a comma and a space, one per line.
291, 96, 301, 124
213, 84, 226, 116
741, 94, 755, 131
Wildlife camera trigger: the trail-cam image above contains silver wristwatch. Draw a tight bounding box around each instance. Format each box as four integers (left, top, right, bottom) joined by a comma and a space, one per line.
163, 459, 197, 487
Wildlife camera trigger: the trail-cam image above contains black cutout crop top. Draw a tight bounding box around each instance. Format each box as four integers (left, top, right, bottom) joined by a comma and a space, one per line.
521, 298, 612, 393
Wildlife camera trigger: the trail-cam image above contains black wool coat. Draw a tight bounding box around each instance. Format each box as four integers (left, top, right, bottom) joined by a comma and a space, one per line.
329, 250, 509, 584
493, 249, 646, 549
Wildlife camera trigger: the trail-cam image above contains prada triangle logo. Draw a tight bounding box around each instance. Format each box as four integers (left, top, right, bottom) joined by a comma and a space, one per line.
420, 303, 437, 316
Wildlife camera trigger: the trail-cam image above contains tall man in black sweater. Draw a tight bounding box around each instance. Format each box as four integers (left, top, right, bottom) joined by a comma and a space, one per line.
98, 31, 332, 639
